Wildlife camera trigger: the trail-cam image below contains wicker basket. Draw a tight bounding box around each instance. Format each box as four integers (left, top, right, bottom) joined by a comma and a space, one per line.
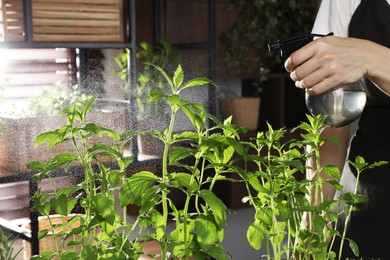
2, 0, 124, 42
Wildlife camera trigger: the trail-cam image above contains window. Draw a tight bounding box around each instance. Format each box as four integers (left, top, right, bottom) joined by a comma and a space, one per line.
0, 1, 77, 112
0, 48, 76, 106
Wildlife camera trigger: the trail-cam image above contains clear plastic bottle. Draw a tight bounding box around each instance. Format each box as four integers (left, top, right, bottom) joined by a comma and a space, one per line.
305, 79, 367, 127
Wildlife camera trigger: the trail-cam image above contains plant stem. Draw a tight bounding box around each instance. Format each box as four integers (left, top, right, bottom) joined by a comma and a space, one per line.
160, 105, 177, 259
338, 168, 361, 260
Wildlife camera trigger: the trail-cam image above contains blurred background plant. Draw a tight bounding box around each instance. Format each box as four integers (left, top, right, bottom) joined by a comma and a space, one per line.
0, 83, 92, 118
114, 39, 181, 122
224, 0, 318, 80
0, 228, 22, 260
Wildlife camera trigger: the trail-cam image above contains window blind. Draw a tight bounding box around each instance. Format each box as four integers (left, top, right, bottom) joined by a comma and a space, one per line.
0, 48, 77, 104
0, 1, 77, 108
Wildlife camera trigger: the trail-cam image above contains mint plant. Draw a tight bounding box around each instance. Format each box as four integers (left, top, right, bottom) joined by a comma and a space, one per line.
26, 62, 387, 260
120, 63, 245, 259
27, 64, 245, 259
28, 97, 139, 259
234, 114, 387, 259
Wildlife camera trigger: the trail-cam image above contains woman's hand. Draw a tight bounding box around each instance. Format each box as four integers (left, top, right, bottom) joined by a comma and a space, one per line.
284, 36, 374, 95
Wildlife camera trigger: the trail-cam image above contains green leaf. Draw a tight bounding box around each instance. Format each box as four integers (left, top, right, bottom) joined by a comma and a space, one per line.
198, 189, 227, 230
195, 215, 218, 251
180, 77, 214, 91
37, 202, 51, 216
139, 187, 161, 214
326, 179, 344, 191
46, 153, 78, 172
226, 137, 246, 157
247, 220, 265, 250
84, 123, 102, 137
169, 147, 194, 164
31, 250, 56, 259
178, 102, 206, 132
34, 131, 62, 148
80, 96, 96, 122
172, 172, 198, 191
313, 215, 327, 231
149, 89, 167, 102
92, 194, 116, 225
173, 64, 184, 90
256, 207, 273, 226
165, 94, 181, 105
145, 62, 173, 89
206, 246, 228, 260
348, 238, 360, 257
323, 165, 340, 180
27, 161, 47, 172
38, 229, 49, 239
240, 170, 268, 194
99, 252, 126, 260
173, 131, 199, 141
107, 170, 124, 186
101, 127, 121, 140
81, 244, 98, 260
59, 250, 79, 260
57, 186, 81, 197
51, 194, 70, 216
119, 171, 159, 207
150, 210, 166, 240
167, 229, 185, 257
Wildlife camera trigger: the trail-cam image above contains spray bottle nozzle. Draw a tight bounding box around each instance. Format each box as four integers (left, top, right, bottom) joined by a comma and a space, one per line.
268, 32, 334, 61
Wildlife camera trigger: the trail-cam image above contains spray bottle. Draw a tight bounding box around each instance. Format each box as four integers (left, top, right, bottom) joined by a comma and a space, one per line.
268, 33, 366, 127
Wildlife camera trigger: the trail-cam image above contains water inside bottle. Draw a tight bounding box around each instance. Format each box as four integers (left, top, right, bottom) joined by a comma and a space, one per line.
305, 80, 366, 127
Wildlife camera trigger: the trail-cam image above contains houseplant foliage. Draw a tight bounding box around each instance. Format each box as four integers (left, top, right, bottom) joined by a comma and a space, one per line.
114, 39, 179, 123
27, 64, 243, 259
115, 39, 181, 155
0, 228, 22, 260
224, 0, 318, 76
0, 83, 124, 172
0, 83, 92, 118
234, 116, 387, 259
27, 63, 387, 259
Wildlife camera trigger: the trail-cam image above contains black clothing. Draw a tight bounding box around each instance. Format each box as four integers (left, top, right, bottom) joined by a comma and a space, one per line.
335, 0, 390, 258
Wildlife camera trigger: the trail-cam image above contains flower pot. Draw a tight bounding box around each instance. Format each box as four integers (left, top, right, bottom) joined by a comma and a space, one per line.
22, 214, 83, 260
220, 97, 261, 130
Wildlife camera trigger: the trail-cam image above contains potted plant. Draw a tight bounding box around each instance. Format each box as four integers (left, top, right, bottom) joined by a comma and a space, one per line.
114, 39, 180, 155
27, 64, 245, 259
231, 117, 386, 259
26, 63, 387, 259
